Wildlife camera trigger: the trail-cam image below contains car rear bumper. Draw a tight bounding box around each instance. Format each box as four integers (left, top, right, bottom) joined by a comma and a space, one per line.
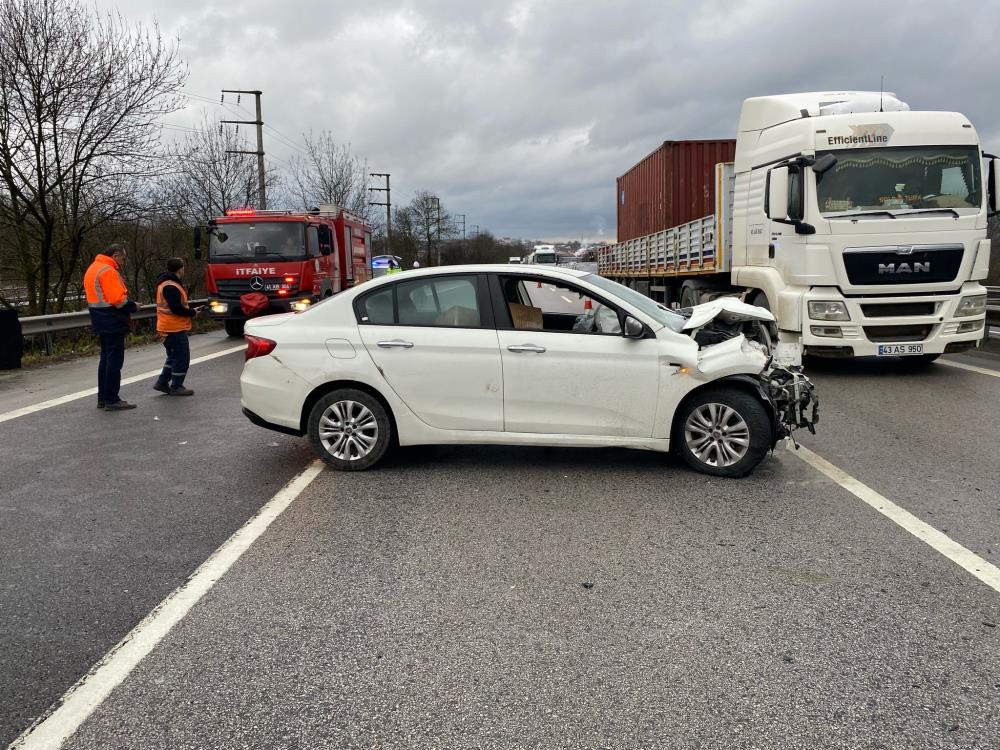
242, 407, 304, 436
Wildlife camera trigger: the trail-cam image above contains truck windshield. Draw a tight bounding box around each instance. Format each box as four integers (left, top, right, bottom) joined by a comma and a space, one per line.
209, 222, 306, 260
816, 146, 982, 217
532, 252, 557, 264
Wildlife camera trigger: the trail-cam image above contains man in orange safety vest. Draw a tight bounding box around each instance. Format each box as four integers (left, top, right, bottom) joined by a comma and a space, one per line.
84, 242, 138, 410
153, 258, 200, 396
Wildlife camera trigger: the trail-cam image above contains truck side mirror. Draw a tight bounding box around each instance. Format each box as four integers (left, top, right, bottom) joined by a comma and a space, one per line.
193, 226, 202, 261
766, 167, 790, 221
989, 158, 999, 214
812, 153, 838, 175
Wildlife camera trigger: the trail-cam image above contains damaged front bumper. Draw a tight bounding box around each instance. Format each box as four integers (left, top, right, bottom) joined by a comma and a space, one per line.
759, 364, 818, 445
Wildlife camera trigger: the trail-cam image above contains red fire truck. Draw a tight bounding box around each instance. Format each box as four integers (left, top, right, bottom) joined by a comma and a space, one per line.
195, 206, 373, 336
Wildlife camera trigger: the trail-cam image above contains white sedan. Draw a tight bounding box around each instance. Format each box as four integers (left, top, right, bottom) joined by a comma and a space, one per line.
240, 265, 817, 477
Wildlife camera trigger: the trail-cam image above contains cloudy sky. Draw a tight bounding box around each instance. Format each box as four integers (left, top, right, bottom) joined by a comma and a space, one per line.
102, 0, 1000, 241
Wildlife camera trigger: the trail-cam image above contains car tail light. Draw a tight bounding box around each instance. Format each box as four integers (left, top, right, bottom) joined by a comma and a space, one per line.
245, 335, 277, 360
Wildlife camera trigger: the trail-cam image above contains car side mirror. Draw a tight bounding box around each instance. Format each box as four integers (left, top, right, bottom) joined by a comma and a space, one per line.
623, 315, 644, 339
766, 167, 790, 221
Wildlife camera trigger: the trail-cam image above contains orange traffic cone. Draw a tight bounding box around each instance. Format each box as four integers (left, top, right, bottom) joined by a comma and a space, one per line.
583, 297, 593, 311
536, 281, 542, 289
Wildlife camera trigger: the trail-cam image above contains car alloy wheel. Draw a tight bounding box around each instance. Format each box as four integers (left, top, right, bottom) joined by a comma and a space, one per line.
308, 388, 392, 471
319, 400, 379, 461
683, 403, 750, 468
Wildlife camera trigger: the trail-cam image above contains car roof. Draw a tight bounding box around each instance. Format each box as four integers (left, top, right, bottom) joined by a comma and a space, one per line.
385, 264, 590, 278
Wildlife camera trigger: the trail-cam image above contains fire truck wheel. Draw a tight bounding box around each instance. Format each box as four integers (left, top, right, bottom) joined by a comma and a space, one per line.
308, 389, 392, 471
224, 320, 245, 337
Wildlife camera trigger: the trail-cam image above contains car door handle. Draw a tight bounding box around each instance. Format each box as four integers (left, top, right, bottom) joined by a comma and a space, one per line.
507, 344, 546, 353
377, 339, 414, 349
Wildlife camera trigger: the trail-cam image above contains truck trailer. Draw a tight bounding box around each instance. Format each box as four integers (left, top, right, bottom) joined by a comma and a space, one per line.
598, 92, 997, 365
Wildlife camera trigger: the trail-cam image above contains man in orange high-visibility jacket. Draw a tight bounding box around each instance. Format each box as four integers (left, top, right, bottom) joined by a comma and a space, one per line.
153, 258, 199, 397
84, 243, 138, 410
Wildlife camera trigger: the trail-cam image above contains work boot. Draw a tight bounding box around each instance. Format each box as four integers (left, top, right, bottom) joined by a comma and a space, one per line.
169, 386, 194, 396
153, 382, 170, 394
97, 401, 105, 409
104, 400, 137, 411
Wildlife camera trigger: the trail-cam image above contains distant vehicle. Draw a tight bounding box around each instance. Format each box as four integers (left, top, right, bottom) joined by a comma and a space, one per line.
525, 248, 557, 264
508, 256, 522, 264
598, 91, 995, 366
372, 255, 403, 277
240, 264, 818, 477
195, 206, 372, 337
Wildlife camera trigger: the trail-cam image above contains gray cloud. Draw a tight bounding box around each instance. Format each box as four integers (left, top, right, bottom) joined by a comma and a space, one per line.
107, 0, 1000, 240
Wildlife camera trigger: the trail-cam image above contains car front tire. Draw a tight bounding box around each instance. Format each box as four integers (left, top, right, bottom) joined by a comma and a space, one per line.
674, 388, 772, 478
307, 389, 392, 471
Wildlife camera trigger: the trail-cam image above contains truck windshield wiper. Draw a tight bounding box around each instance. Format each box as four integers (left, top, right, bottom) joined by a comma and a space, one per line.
891, 208, 962, 218
826, 210, 897, 220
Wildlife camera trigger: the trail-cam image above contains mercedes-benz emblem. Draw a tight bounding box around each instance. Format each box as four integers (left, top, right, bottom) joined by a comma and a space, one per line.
249, 276, 264, 290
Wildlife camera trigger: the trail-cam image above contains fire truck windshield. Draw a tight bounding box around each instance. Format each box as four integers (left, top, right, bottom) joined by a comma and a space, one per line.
209, 222, 306, 260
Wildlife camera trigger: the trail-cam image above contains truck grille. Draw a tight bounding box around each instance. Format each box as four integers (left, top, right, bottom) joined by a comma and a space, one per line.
859, 302, 936, 317
863, 324, 933, 342
215, 279, 255, 298
843, 245, 963, 285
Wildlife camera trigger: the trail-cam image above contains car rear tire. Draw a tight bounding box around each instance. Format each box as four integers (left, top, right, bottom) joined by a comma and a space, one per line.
224, 319, 245, 337
674, 388, 772, 478
307, 389, 391, 471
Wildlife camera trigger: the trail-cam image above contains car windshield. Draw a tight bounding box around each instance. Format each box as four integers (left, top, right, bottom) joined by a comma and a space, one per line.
582, 274, 686, 332
209, 222, 306, 260
816, 146, 982, 217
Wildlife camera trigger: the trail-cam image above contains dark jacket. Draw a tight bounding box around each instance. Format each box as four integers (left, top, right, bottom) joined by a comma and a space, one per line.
155, 272, 196, 318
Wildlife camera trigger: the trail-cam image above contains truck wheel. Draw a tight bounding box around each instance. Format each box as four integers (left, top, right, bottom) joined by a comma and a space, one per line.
224, 320, 245, 338
750, 291, 771, 311
680, 285, 697, 308
673, 388, 772, 478
307, 389, 391, 471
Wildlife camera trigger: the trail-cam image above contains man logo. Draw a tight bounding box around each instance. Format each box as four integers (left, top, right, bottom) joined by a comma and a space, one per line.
878, 262, 930, 274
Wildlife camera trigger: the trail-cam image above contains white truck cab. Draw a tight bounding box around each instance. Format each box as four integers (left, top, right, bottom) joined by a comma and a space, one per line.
733, 92, 996, 362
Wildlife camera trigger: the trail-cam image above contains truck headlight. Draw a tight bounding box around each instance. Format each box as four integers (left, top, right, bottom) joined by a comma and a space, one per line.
808, 300, 850, 321
209, 300, 228, 314
291, 299, 312, 312
955, 294, 986, 317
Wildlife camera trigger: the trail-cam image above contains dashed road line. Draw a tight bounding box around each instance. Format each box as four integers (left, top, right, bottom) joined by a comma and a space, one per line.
9, 459, 325, 750
0, 345, 245, 425
790, 444, 1000, 594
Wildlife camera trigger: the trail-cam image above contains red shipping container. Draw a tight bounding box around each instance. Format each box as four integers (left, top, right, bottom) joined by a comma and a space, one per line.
616, 140, 736, 243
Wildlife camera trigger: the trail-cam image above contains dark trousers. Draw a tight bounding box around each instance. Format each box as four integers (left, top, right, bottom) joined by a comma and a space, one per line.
156, 332, 190, 388
97, 333, 126, 404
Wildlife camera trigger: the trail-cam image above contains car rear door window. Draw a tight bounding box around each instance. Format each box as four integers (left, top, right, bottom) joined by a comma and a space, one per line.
358, 287, 394, 324
396, 276, 482, 328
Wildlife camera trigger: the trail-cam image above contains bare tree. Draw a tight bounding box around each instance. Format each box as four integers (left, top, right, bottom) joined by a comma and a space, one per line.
159, 115, 283, 224
406, 191, 456, 266
290, 131, 369, 216
0, 0, 187, 314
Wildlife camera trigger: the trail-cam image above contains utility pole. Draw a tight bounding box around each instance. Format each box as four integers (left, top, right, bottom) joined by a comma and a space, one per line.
221, 89, 266, 209
431, 197, 442, 265
454, 213, 466, 240
368, 173, 391, 254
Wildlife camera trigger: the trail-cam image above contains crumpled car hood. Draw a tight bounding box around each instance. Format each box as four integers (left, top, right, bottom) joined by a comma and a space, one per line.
681, 297, 775, 331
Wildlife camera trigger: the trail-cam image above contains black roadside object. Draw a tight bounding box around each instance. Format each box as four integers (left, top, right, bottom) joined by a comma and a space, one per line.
0, 308, 23, 369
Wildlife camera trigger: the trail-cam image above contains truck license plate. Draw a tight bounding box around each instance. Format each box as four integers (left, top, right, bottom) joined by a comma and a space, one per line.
877, 344, 924, 356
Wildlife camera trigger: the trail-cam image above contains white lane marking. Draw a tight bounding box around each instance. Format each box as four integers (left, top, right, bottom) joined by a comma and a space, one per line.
938, 358, 1000, 379
790, 444, 1000, 594
560, 295, 573, 304
0, 345, 245, 425
10, 459, 325, 750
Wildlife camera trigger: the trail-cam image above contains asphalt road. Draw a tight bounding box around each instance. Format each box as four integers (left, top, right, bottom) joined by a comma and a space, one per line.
2, 336, 999, 748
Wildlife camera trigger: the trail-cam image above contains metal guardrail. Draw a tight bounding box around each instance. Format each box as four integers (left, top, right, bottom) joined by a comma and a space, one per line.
18, 300, 208, 337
